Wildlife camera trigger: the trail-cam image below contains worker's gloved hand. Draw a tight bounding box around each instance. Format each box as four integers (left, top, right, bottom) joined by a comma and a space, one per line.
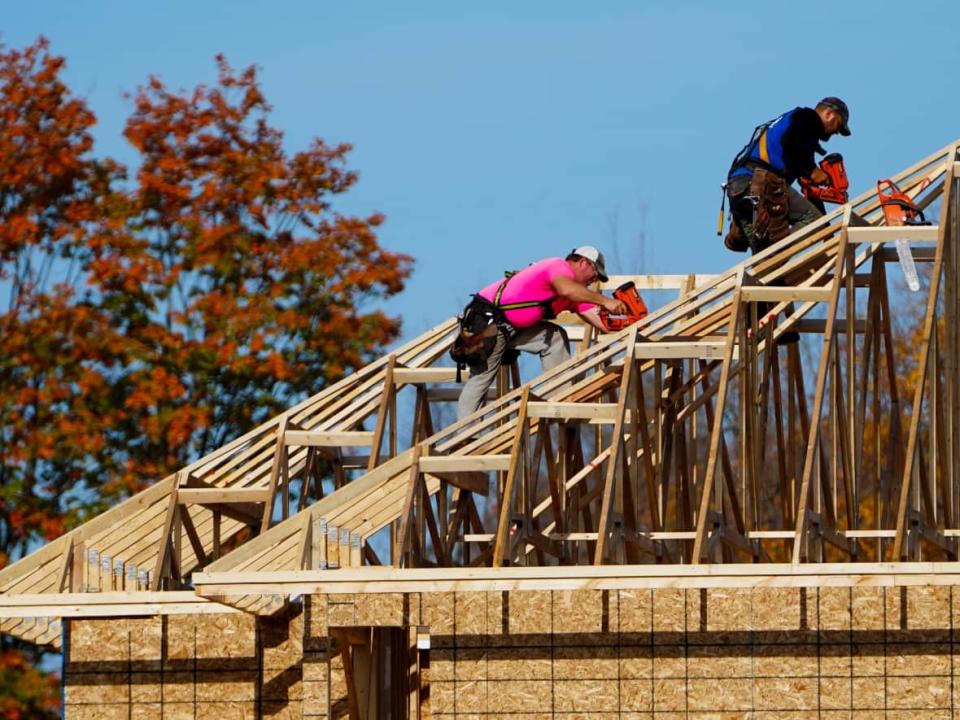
809, 167, 829, 185
602, 297, 627, 316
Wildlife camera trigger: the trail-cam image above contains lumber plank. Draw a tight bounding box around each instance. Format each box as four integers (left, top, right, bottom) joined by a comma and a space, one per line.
195, 560, 960, 594
633, 340, 738, 360
392, 368, 464, 384
525, 401, 618, 421
847, 225, 939, 243
739, 286, 832, 303
417, 455, 511, 472
285, 430, 375, 447
177, 488, 273, 504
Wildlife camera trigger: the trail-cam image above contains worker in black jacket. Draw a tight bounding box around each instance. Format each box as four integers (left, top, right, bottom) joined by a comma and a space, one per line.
725, 97, 851, 253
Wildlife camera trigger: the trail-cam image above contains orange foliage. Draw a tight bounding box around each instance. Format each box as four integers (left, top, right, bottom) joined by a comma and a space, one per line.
0, 38, 411, 713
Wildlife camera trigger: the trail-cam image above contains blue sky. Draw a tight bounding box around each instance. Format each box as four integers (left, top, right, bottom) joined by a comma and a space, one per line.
5, 1, 960, 342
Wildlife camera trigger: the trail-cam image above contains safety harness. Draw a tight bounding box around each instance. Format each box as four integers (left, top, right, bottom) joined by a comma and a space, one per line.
449, 272, 557, 381
728, 113, 785, 178
720, 112, 796, 250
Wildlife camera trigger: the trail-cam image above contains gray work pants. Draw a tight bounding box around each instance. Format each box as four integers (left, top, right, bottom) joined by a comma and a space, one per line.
456, 321, 570, 421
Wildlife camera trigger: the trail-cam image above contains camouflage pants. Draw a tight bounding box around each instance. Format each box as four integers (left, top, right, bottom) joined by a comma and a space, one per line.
727, 174, 823, 254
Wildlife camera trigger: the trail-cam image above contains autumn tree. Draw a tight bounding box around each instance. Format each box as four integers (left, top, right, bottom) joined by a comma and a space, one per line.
0, 35, 123, 555
0, 38, 411, 716
102, 55, 412, 494
0, 36, 129, 720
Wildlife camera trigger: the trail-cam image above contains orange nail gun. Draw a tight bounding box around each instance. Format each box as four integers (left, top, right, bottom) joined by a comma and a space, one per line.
800, 152, 849, 206
600, 281, 648, 332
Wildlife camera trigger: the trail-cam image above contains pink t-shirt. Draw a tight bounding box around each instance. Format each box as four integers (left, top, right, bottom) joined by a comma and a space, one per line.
477, 257, 595, 328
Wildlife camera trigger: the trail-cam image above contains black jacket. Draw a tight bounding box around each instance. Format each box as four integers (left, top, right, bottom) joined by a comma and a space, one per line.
778, 107, 829, 183
730, 107, 829, 184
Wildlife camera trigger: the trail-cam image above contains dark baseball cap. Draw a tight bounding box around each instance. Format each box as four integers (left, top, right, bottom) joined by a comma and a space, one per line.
819, 96, 851, 136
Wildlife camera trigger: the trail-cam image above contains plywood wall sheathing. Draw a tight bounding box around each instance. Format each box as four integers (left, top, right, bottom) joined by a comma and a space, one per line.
60, 584, 960, 717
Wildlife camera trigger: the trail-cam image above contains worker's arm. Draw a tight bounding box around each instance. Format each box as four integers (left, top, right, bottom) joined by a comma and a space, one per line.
577, 306, 608, 332
551, 275, 626, 315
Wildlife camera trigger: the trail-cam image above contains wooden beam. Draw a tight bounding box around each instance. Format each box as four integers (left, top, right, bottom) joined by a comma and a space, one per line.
423, 471, 489, 496
417, 455, 511, 473
893, 152, 958, 558
195, 561, 960, 595
739, 286, 832, 303
177, 488, 273, 504
692, 273, 744, 563
492, 389, 530, 566
285, 430, 375, 447
879, 246, 937, 262
792, 207, 852, 563
395, 446, 423, 566
331, 628, 364, 720
847, 225, 939, 243
526, 401, 618, 421
368, 354, 397, 471
0, 591, 238, 618
593, 333, 637, 564
633, 340, 737, 360
150, 478, 181, 591
392, 367, 463, 384
794, 319, 866, 334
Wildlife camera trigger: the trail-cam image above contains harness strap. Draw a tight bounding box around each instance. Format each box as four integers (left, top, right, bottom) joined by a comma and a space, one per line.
491, 275, 555, 313
757, 127, 770, 164
728, 113, 783, 178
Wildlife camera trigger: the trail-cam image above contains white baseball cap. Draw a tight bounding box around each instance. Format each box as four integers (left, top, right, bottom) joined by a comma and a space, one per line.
571, 245, 608, 282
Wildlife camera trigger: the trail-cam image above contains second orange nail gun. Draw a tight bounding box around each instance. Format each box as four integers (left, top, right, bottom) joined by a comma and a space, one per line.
800, 153, 849, 210
600, 281, 649, 332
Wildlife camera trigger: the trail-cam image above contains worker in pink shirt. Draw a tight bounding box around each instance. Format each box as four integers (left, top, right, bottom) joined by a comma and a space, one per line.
455, 246, 626, 420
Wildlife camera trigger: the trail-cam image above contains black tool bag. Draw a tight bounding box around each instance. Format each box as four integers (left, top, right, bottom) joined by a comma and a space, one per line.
751, 167, 790, 246
724, 219, 750, 252
723, 177, 752, 252
450, 295, 502, 372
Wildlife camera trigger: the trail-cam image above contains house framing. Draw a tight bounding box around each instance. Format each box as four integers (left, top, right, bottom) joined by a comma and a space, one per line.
3, 141, 960, 718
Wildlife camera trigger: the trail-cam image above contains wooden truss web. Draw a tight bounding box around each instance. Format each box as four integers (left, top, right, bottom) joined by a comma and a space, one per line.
0, 317, 466, 645
3, 141, 960, 643
0, 267, 706, 643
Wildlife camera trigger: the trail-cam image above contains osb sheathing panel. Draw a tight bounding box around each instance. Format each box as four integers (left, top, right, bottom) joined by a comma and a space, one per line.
260, 606, 304, 719
196, 613, 258, 668
303, 589, 330, 697
63, 611, 293, 720
375, 586, 960, 716
64, 705, 131, 720
186, 702, 257, 719
301, 654, 329, 719
61, 585, 960, 718
261, 607, 303, 669
327, 644, 348, 717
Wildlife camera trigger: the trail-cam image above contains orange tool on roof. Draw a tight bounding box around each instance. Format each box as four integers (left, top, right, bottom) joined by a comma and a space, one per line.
800, 153, 849, 205
600, 281, 648, 332
877, 177, 928, 226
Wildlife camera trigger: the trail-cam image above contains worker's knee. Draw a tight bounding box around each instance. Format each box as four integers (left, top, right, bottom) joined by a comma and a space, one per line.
792, 207, 822, 230
540, 325, 570, 371
548, 323, 569, 347
542, 324, 569, 356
